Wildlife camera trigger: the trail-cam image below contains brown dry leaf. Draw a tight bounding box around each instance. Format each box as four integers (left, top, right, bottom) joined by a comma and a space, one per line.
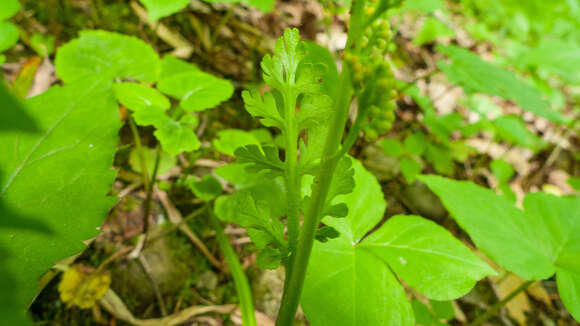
492, 273, 531, 325
527, 281, 553, 309
59, 265, 111, 309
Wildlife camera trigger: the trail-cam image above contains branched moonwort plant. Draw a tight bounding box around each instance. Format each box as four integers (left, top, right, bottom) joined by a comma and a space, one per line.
214, 0, 496, 325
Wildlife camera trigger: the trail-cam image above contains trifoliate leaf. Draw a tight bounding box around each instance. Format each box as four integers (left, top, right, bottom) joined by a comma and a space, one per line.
154, 118, 200, 155
138, 0, 189, 22
55, 30, 160, 84
58, 265, 111, 309
241, 89, 284, 130
0, 0, 19, 20
437, 45, 567, 123
0, 21, 19, 52
0, 77, 121, 314
234, 145, 284, 177
157, 71, 233, 111
189, 175, 223, 201
256, 247, 282, 269
113, 82, 170, 112
302, 161, 494, 325
212, 129, 260, 157
160, 55, 199, 80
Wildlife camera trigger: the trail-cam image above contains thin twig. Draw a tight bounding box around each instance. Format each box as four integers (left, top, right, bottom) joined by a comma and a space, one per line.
469, 280, 533, 326
138, 254, 168, 316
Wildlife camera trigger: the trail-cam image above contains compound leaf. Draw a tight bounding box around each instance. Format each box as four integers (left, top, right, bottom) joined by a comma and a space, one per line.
241, 89, 284, 130
55, 30, 160, 84
234, 145, 284, 177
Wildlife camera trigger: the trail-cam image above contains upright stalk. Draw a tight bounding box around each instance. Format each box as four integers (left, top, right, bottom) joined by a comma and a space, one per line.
469, 280, 533, 326
275, 3, 367, 325
208, 205, 257, 326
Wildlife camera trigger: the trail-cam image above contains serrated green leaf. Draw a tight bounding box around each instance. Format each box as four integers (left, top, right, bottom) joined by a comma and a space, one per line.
157, 71, 233, 111
213, 129, 260, 157
0, 21, 19, 52
113, 82, 170, 112
256, 247, 281, 269
215, 190, 285, 249
261, 28, 303, 92
242, 89, 284, 130
437, 45, 567, 123
55, 30, 160, 84
138, 0, 189, 22
235, 144, 284, 176
189, 175, 223, 201
0, 77, 120, 315
0, 0, 19, 20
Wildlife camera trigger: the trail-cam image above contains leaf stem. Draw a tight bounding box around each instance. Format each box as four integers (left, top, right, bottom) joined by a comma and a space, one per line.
469, 280, 533, 326
128, 116, 150, 192
142, 145, 162, 236
275, 2, 367, 325
208, 205, 257, 326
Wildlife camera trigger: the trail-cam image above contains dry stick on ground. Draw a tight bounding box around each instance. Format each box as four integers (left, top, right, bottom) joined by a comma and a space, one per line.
155, 187, 224, 270
100, 289, 236, 326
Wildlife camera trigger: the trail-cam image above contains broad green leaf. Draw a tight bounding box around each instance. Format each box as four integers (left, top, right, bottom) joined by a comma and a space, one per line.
0, 84, 38, 133
381, 138, 404, 157
420, 175, 555, 280
430, 300, 454, 320
521, 40, 580, 84
437, 45, 567, 123
138, 0, 189, 22
0, 0, 19, 20
113, 82, 170, 112
413, 17, 454, 46
557, 269, 580, 321
132, 105, 168, 127
0, 77, 120, 315
490, 158, 514, 184
400, 157, 422, 183
160, 55, 199, 79
361, 215, 495, 300
0, 21, 19, 52
154, 118, 200, 155
411, 300, 435, 326
303, 161, 492, 325
55, 30, 160, 84
493, 115, 547, 152
29, 33, 55, 57
157, 71, 233, 111
189, 175, 223, 201
234, 145, 284, 177
212, 129, 260, 157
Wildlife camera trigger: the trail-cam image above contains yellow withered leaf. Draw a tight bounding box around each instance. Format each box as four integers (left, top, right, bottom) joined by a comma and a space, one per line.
58, 264, 111, 309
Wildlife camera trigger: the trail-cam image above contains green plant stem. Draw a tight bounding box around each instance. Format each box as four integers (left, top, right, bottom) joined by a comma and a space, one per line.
142, 145, 162, 236
208, 205, 257, 326
129, 116, 150, 192
275, 3, 367, 325
469, 280, 533, 326
284, 88, 301, 270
